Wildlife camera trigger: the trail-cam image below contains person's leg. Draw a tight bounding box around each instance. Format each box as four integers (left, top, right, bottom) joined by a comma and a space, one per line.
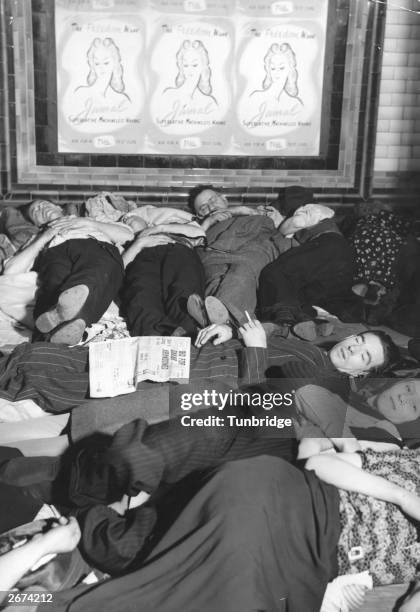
258, 260, 306, 324
210, 263, 259, 325
161, 244, 205, 334
121, 245, 170, 336
32, 242, 74, 321
34, 239, 124, 330
57, 239, 124, 326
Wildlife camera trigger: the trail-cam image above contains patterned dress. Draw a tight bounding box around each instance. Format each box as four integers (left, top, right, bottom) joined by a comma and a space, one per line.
337, 448, 420, 585
351, 211, 411, 289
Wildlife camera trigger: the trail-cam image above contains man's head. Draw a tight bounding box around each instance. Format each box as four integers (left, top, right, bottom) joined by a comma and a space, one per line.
27, 200, 64, 227
188, 185, 228, 219
121, 212, 148, 234
371, 379, 420, 424
329, 330, 399, 377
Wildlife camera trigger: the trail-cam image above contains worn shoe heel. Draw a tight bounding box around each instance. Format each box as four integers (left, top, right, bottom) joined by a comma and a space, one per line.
187, 294, 208, 328
205, 296, 230, 325
36, 284, 89, 333
49, 318, 86, 345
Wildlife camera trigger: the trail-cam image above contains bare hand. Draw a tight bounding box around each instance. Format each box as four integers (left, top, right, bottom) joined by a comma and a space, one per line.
40, 224, 65, 242
257, 205, 285, 228
229, 206, 260, 217
238, 319, 267, 348
195, 323, 232, 347
134, 234, 175, 250
48, 217, 94, 233
202, 210, 232, 230
38, 516, 81, 555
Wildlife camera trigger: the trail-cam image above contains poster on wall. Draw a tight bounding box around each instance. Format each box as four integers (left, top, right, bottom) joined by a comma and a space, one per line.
55, 0, 329, 156
55, 0, 145, 153
235, 0, 329, 156
146, 17, 233, 155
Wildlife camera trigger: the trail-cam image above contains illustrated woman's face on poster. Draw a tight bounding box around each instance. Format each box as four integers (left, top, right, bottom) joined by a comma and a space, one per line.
269, 54, 288, 88
181, 48, 203, 83
92, 46, 115, 80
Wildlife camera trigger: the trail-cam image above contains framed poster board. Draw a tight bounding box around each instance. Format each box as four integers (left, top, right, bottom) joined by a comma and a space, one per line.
54, 0, 329, 157
2, 0, 385, 199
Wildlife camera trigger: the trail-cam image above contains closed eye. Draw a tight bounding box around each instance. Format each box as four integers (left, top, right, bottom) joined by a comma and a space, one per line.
363, 351, 372, 366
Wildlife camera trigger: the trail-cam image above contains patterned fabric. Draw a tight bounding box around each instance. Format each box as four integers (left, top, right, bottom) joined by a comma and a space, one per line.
351, 211, 411, 289
337, 448, 420, 585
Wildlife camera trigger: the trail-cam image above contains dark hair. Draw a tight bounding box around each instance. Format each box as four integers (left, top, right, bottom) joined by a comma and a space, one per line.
187, 184, 217, 213
361, 329, 401, 374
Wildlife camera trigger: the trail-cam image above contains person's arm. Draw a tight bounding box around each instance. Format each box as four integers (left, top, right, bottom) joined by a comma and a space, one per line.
195, 323, 233, 347
228, 205, 260, 217
48, 217, 134, 245
76, 503, 156, 575
305, 452, 420, 521
237, 319, 269, 385
200, 210, 232, 232
122, 234, 175, 268
2, 228, 56, 274
0, 517, 80, 599
69, 415, 241, 507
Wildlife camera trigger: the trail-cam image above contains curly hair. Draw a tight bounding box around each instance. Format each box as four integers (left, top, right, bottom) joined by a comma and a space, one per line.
262, 42, 299, 98
187, 184, 217, 213
175, 39, 213, 96
86, 37, 126, 94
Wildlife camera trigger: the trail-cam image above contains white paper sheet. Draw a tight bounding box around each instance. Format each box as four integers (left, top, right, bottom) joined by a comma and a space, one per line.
89, 336, 190, 397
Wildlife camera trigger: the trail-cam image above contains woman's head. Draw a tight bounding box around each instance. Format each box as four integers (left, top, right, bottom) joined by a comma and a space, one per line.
329, 330, 399, 377
175, 40, 213, 95
86, 37, 126, 93
262, 42, 299, 97
372, 379, 420, 424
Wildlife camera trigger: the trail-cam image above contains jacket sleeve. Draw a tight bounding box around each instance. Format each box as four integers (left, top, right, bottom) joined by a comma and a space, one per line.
69, 414, 240, 506
75, 503, 157, 575
238, 347, 268, 385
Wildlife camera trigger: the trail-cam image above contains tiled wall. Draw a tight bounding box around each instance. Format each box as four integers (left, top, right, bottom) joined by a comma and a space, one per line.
373, 0, 420, 198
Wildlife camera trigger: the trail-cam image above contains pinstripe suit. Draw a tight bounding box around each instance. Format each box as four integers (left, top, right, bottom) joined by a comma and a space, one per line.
0, 334, 346, 418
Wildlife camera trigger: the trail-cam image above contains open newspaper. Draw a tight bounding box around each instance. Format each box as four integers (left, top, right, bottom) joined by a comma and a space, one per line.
89, 336, 190, 398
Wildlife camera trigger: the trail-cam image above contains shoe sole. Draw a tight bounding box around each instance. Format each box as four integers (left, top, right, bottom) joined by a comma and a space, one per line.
293, 321, 317, 341
293, 320, 335, 341
205, 296, 230, 325
49, 318, 86, 345
187, 295, 208, 328
36, 284, 89, 333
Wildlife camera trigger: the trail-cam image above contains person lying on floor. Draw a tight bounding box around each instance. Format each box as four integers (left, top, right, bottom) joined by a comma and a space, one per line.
193, 318, 399, 398
187, 184, 290, 326
0, 314, 399, 416
257, 198, 360, 340
294, 378, 420, 449
118, 205, 206, 337
12, 445, 420, 612
2, 200, 133, 345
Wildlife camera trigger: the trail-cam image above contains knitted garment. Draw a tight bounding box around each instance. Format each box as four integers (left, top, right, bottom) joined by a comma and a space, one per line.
337, 448, 420, 585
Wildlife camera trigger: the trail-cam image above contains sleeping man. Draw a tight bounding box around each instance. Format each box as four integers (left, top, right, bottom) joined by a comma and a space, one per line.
2, 200, 133, 345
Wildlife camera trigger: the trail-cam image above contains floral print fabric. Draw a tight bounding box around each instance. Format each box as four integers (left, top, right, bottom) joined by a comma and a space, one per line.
337, 448, 420, 585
